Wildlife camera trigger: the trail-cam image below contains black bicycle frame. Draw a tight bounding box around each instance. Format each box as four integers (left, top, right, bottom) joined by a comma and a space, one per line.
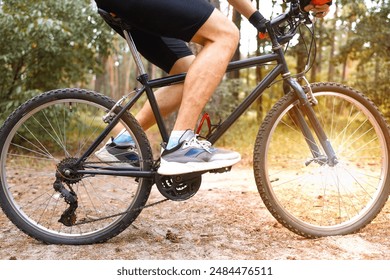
148, 53, 285, 145
77, 23, 337, 178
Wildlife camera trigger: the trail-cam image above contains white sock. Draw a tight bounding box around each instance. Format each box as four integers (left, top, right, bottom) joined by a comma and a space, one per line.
113, 129, 133, 144
166, 130, 190, 149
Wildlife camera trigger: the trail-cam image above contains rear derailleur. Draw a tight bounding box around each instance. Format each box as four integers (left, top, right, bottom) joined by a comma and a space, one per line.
52, 157, 83, 226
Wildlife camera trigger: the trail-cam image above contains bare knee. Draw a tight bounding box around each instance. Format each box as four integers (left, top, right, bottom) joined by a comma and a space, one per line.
193, 10, 240, 56
210, 22, 239, 60
224, 23, 240, 55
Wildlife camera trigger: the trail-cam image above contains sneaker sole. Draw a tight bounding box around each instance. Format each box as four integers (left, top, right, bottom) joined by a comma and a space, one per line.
95, 150, 136, 167
157, 157, 241, 175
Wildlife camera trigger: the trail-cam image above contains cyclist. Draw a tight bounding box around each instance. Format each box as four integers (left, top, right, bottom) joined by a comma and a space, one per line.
94, 0, 332, 175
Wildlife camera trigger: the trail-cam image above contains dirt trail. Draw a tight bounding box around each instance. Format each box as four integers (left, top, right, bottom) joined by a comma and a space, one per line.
1, 167, 390, 260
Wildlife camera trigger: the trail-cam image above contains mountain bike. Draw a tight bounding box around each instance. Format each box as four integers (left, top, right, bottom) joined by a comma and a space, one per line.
0, 0, 389, 245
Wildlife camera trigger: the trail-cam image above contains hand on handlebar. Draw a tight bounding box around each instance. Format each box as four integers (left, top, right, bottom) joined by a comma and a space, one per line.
249, 11, 269, 39
249, 0, 331, 43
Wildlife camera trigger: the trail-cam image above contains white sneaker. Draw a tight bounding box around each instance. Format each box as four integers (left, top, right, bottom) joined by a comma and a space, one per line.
95, 139, 139, 167
158, 130, 241, 175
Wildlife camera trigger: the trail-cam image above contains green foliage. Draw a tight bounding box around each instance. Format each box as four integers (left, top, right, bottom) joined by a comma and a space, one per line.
0, 0, 114, 124
1, 0, 389, 156
205, 78, 249, 121
341, 0, 390, 120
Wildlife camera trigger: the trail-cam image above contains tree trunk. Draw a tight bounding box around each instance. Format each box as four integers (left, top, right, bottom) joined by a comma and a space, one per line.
327, 3, 339, 82
231, 9, 242, 64
94, 55, 108, 94
310, 21, 322, 82
255, 0, 264, 121
228, 8, 242, 100
296, 36, 307, 75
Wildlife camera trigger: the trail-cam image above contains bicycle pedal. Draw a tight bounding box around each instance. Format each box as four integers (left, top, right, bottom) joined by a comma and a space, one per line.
209, 166, 232, 174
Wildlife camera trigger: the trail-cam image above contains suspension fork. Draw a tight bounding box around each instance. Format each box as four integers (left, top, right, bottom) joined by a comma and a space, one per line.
283, 79, 338, 166
265, 18, 337, 166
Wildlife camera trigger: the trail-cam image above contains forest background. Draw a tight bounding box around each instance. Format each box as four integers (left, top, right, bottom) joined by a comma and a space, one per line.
0, 0, 389, 159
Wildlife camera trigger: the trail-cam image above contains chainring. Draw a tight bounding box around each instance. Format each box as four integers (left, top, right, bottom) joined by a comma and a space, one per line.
155, 173, 202, 201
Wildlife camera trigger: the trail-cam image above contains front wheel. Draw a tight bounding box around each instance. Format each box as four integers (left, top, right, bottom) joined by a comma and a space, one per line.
254, 83, 390, 237
0, 88, 154, 244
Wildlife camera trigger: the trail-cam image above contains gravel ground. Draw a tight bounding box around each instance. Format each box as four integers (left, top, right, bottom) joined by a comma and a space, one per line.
1, 167, 390, 260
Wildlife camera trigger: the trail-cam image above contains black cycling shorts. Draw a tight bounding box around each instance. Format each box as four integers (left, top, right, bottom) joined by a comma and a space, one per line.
95, 0, 215, 73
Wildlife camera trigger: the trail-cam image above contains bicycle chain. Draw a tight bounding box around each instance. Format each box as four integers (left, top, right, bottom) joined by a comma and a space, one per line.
84, 159, 154, 165
56, 158, 159, 226
73, 198, 169, 226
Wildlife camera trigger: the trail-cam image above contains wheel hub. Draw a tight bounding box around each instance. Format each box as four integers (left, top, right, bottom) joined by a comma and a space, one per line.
56, 157, 84, 185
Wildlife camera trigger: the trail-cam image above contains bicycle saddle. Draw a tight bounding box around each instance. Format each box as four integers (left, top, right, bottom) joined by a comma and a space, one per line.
98, 8, 133, 31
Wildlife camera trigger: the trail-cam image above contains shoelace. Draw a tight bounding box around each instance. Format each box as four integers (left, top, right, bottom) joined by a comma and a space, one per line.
184, 135, 212, 154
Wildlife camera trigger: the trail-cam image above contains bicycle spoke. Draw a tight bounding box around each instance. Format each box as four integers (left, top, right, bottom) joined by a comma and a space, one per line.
0, 89, 153, 244
254, 84, 389, 237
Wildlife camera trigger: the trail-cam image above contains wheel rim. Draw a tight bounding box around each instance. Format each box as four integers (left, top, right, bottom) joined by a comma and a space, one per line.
1, 98, 146, 239
263, 90, 389, 233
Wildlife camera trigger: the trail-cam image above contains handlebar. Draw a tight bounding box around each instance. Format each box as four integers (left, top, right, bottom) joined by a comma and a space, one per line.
266, 0, 312, 45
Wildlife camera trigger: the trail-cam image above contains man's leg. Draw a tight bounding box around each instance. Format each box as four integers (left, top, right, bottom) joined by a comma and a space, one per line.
158, 10, 242, 175
94, 55, 193, 164
115, 8, 239, 143
95, 1, 242, 173
135, 55, 194, 131
173, 10, 239, 131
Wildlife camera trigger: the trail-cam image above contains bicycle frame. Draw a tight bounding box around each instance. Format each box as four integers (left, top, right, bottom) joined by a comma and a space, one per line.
76, 14, 337, 179
3, 1, 388, 246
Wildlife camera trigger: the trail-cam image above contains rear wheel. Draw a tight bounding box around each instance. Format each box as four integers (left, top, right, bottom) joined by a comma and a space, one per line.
254, 83, 390, 237
0, 88, 154, 244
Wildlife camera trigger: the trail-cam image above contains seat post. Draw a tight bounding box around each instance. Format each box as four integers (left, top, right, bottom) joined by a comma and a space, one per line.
123, 30, 147, 76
